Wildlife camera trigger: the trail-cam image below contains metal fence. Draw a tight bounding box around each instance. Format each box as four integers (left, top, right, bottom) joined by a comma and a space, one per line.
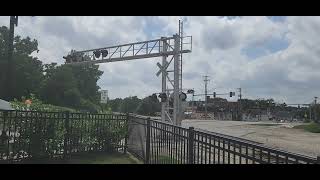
0, 110, 128, 162
1, 110, 319, 164
127, 114, 320, 164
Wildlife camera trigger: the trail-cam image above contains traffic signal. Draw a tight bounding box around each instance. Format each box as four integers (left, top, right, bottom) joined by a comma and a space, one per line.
230, 92, 233, 97
213, 92, 216, 98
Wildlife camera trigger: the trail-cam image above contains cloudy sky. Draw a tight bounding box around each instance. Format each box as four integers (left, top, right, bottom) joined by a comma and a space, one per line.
0, 16, 319, 104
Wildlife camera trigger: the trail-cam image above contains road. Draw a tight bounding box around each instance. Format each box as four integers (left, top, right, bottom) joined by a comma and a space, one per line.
182, 119, 320, 157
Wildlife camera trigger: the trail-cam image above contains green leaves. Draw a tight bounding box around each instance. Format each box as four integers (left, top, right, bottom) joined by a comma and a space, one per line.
0, 26, 42, 101
1, 25, 103, 112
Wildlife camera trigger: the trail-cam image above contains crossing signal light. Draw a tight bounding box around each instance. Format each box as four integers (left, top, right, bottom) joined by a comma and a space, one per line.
63, 54, 77, 63
230, 92, 233, 97
151, 93, 157, 100
180, 92, 187, 101
213, 92, 216, 98
93, 50, 101, 58
63, 55, 71, 63
158, 93, 167, 102
101, 49, 109, 57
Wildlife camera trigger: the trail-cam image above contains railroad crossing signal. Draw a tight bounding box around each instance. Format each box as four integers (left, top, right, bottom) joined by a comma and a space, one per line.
179, 92, 187, 101
64, 21, 192, 126
156, 61, 168, 77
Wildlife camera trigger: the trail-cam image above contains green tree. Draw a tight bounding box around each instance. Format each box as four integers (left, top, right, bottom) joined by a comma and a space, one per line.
136, 95, 161, 116
40, 65, 81, 107
71, 64, 103, 104
0, 26, 43, 100
40, 63, 103, 112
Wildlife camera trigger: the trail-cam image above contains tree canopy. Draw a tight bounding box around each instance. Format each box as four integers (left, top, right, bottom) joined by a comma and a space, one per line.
0, 26, 103, 112
0, 26, 42, 100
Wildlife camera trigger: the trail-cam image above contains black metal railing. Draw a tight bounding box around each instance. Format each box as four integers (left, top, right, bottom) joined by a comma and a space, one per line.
127, 114, 320, 164
1, 110, 319, 164
0, 110, 128, 162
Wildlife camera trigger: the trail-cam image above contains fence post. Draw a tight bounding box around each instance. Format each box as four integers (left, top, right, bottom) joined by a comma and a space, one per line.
63, 111, 70, 159
124, 113, 129, 154
145, 118, 151, 164
0, 111, 9, 157
188, 127, 195, 164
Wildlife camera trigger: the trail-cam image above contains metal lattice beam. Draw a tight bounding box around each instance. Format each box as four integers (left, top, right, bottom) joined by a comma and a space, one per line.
65, 36, 192, 66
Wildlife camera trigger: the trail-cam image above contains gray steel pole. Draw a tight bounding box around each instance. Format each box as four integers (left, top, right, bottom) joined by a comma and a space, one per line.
238, 88, 242, 121
314, 97, 318, 122
161, 37, 167, 122
310, 104, 312, 122
203, 75, 209, 119
173, 34, 181, 125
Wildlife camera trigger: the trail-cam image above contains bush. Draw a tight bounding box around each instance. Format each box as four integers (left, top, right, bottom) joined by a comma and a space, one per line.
78, 99, 100, 113
10, 93, 76, 112
294, 122, 320, 133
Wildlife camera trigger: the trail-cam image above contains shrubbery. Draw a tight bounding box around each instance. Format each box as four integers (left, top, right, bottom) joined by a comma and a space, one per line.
10, 93, 75, 112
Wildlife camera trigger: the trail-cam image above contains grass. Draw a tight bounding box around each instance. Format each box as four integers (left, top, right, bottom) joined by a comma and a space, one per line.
20, 152, 142, 164
65, 152, 142, 164
293, 122, 320, 133
156, 155, 180, 164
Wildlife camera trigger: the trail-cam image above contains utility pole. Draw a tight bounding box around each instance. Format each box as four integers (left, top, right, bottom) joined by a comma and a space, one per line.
191, 88, 195, 113
203, 75, 210, 119
237, 88, 242, 121
314, 97, 318, 122
5, 16, 18, 101
309, 104, 312, 122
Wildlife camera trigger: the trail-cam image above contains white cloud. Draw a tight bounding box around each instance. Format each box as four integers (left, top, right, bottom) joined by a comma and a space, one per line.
1, 16, 320, 104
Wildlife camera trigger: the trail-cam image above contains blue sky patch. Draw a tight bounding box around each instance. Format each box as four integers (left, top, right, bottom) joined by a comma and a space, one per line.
267, 16, 286, 22
242, 36, 289, 59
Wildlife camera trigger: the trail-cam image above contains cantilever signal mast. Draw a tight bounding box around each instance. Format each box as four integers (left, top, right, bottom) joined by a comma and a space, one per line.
63, 21, 192, 126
